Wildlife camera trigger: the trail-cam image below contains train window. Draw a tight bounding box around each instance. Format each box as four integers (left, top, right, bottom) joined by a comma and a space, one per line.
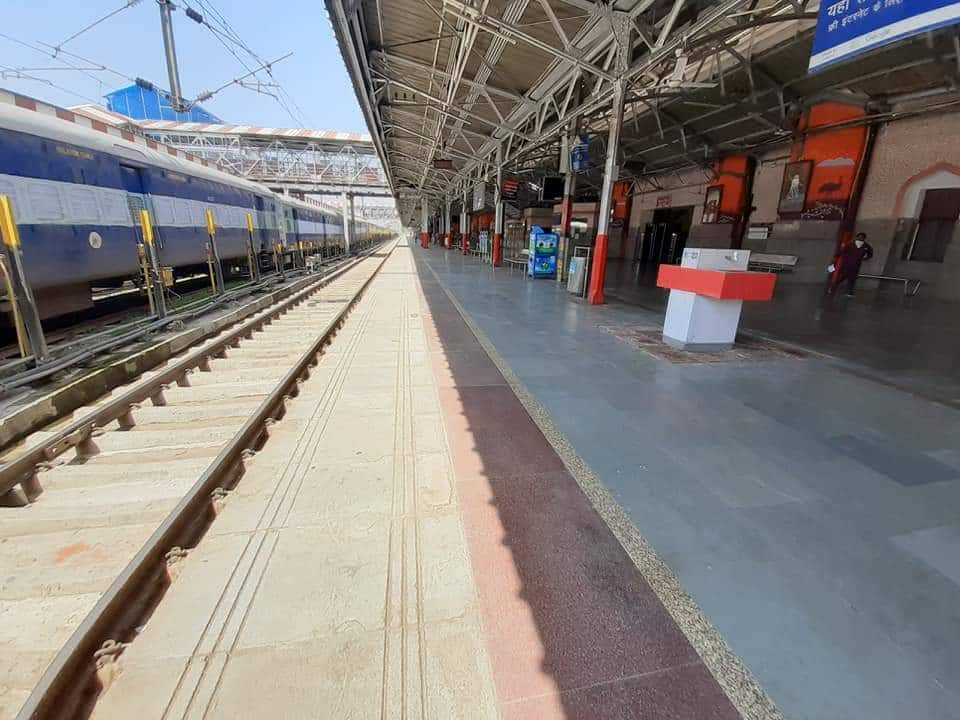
187, 200, 204, 226
99, 191, 129, 225
0, 178, 16, 201
27, 183, 65, 221
65, 186, 100, 223
153, 197, 175, 225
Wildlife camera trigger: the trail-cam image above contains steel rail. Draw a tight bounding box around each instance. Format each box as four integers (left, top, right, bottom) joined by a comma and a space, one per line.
14, 240, 394, 720
0, 244, 382, 502
0, 252, 353, 393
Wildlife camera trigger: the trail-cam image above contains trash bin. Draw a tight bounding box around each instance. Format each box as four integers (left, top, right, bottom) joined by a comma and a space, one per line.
567, 246, 591, 295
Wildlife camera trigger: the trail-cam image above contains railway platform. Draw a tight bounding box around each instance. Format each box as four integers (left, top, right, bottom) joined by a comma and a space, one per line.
52, 240, 763, 719
413, 249, 960, 720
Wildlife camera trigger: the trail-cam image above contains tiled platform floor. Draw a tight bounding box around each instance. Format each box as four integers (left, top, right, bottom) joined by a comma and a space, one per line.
417, 248, 960, 720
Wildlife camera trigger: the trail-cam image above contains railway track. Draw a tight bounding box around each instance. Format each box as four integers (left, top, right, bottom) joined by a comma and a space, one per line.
0, 252, 351, 391
0, 241, 395, 720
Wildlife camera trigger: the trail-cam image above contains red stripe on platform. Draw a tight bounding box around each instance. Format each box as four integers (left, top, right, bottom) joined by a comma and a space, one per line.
417, 266, 742, 720
656, 265, 776, 300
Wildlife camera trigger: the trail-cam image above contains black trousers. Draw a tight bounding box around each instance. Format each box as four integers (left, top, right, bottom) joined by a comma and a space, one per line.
840, 271, 858, 294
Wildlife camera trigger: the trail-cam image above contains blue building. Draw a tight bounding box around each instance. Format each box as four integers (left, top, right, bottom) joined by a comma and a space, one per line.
104, 83, 223, 123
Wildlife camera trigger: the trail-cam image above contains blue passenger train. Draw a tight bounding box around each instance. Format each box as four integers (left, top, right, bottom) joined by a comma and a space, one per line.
0, 101, 372, 320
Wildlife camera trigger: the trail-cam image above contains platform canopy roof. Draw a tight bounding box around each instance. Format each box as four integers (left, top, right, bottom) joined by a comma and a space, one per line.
327, 0, 960, 222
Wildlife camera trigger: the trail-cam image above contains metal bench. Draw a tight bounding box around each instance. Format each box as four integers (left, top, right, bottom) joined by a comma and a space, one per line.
504, 257, 527, 275
748, 253, 799, 273
859, 274, 921, 296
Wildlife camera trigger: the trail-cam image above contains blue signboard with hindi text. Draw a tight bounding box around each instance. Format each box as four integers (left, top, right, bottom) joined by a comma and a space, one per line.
809, 0, 960, 72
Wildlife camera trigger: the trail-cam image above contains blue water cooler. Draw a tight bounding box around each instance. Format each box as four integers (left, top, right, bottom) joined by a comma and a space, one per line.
527, 225, 558, 278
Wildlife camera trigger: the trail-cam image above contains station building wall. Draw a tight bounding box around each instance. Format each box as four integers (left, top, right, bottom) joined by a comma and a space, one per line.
738, 147, 848, 284
627, 168, 708, 255
857, 111, 960, 301
623, 106, 960, 297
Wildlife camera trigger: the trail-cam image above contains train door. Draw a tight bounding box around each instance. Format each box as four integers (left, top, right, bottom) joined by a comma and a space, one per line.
119, 165, 161, 248
277, 204, 289, 246
253, 195, 267, 252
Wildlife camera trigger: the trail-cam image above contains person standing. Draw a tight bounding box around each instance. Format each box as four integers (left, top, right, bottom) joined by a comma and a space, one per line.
829, 232, 874, 296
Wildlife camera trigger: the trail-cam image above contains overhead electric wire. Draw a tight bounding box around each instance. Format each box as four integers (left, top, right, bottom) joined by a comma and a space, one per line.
186, 0, 312, 126
0, 64, 102, 104
0, 32, 113, 88
51, 0, 145, 54
34, 41, 137, 84
193, 52, 293, 104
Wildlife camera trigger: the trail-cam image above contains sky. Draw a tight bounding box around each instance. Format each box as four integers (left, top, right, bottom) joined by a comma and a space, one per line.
0, 0, 367, 132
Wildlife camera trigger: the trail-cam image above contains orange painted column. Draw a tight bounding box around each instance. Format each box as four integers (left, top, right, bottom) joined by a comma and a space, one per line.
587, 74, 627, 305
588, 233, 610, 303
787, 101, 868, 251
492, 151, 504, 267
420, 199, 430, 249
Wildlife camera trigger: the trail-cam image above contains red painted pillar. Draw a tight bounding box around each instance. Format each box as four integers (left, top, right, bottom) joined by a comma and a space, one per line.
461, 232, 469, 255
492, 147, 504, 267
587, 233, 609, 303
420, 199, 430, 249
587, 69, 627, 304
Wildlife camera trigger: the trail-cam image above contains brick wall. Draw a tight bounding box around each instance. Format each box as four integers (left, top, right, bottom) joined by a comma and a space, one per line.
857, 111, 960, 299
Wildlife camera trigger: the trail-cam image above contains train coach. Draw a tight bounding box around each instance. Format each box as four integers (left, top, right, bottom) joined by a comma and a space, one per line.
0, 100, 360, 321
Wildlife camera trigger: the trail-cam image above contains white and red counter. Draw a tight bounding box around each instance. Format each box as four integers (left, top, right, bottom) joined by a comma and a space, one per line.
656, 248, 776, 351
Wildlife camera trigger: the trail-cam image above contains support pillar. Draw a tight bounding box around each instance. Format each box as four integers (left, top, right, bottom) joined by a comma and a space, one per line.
444, 198, 452, 249
587, 15, 630, 306
420, 198, 430, 249
341, 192, 352, 254
461, 185, 469, 255
558, 142, 576, 283
492, 146, 504, 268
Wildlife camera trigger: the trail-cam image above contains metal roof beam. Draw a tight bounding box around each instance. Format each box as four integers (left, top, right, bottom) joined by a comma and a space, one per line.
536, 0, 572, 50
442, 0, 616, 82
384, 122, 475, 159
449, 0, 750, 185
553, 0, 599, 12
655, 0, 686, 49
371, 50, 530, 106
373, 69, 534, 140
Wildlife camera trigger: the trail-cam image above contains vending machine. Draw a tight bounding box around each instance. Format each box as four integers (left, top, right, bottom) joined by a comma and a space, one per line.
527, 225, 558, 278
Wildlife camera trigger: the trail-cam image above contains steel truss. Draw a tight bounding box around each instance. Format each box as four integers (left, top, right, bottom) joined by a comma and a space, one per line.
329, 0, 960, 226
141, 128, 391, 195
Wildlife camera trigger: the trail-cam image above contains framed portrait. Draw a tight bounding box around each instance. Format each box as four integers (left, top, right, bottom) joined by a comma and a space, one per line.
702, 185, 723, 224
778, 160, 812, 215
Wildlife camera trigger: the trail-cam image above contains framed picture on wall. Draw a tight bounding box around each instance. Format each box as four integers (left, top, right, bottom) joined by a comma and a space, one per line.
702, 185, 723, 224
778, 160, 812, 215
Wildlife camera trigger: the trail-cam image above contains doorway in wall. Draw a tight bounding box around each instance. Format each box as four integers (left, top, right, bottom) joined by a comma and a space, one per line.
638, 205, 695, 268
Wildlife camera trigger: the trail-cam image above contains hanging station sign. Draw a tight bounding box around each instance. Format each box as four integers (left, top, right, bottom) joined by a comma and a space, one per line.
809, 0, 960, 72
473, 180, 487, 211
571, 133, 590, 173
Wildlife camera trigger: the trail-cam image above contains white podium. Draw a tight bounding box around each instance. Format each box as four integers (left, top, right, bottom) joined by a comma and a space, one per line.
658, 248, 775, 352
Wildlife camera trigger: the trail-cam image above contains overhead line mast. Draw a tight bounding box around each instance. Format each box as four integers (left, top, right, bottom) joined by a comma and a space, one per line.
157, 0, 187, 112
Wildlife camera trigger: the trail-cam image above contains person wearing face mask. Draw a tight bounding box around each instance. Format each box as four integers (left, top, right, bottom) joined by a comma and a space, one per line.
829, 232, 874, 296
